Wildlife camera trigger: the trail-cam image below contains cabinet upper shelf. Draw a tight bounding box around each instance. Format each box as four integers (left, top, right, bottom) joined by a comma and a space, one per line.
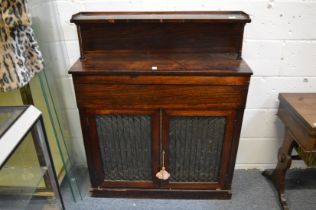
71, 11, 250, 58
69, 52, 252, 76
69, 11, 252, 76
71, 11, 251, 24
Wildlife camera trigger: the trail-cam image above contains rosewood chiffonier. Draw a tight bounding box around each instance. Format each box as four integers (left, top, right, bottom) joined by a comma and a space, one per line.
69, 11, 252, 199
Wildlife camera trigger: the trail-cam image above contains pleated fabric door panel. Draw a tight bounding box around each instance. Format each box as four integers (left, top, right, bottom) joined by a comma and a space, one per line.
84, 109, 160, 189
162, 110, 236, 190
96, 114, 152, 181
168, 116, 226, 183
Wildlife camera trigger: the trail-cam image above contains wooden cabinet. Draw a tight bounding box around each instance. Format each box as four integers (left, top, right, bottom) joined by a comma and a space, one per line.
69, 11, 252, 199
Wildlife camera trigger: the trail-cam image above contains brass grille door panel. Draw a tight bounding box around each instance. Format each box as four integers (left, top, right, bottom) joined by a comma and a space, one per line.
92, 110, 233, 191
168, 116, 226, 183
96, 114, 152, 181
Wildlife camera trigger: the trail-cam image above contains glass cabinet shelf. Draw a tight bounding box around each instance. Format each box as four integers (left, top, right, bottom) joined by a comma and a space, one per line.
0, 107, 25, 138
0, 167, 47, 210
0, 106, 64, 210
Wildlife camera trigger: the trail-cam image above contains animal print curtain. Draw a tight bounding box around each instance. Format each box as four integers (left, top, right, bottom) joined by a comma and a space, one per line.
0, 0, 44, 92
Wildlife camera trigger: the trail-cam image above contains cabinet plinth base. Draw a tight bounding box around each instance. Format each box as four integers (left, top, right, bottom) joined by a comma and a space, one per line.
90, 188, 232, 199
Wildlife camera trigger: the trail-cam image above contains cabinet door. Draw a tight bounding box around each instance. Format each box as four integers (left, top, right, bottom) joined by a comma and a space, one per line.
161, 110, 235, 190
82, 109, 160, 189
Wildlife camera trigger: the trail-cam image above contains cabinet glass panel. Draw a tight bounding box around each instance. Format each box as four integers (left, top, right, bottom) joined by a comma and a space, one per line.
0, 106, 64, 210
0, 107, 25, 137
96, 115, 152, 181
0, 133, 50, 210
169, 116, 226, 182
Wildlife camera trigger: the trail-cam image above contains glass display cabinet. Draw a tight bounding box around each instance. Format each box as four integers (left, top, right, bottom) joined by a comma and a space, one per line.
0, 106, 65, 210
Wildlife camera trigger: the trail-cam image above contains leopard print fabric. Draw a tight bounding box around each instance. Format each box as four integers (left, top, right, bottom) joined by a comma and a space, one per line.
0, 0, 44, 92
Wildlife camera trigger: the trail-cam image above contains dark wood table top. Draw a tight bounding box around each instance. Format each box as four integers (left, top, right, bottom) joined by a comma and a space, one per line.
279, 93, 316, 133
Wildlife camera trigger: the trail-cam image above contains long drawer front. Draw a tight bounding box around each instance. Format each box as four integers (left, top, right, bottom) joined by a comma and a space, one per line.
74, 84, 249, 109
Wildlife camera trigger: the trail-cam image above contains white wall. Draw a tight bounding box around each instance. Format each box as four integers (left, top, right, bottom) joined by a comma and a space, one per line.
53, 0, 316, 169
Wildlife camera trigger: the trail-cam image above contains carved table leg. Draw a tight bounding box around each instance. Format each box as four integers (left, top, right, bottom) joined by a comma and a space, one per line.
262, 128, 295, 210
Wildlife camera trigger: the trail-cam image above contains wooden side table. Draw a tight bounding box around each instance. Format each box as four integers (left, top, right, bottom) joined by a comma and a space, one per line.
263, 93, 316, 210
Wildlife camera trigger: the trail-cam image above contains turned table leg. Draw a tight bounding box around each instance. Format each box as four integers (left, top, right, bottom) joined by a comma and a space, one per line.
262, 128, 295, 210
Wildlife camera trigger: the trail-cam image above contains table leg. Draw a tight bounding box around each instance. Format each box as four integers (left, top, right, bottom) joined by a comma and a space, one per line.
262, 128, 295, 210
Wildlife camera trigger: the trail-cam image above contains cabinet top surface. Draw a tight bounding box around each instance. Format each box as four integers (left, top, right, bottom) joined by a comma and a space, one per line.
71, 11, 251, 24
279, 93, 316, 132
0, 106, 26, 139
69, 52, 252, 76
